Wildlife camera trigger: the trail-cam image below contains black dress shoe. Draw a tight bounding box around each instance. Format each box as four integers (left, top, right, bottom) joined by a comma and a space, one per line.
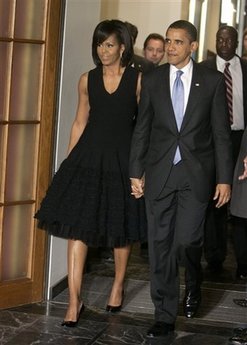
207, 260, 223, 273
229, 327, 247, 345
236, 271, 247, 280
61, 303, 85, 327
233, 299, 247, 308
236, 265, 247, 280
147, 321, 175, 338
183, 291, 201, 318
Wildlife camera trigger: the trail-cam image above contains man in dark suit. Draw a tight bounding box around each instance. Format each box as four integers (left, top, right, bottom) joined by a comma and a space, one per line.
229, 129, 247, 344
129, 20, 233, 338
201, 26, 247, 279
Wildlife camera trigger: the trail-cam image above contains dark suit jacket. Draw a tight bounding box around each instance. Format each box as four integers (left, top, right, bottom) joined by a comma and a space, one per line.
129, 61, 233, 202
200, 55, 247, 126
230, 128, 247, 218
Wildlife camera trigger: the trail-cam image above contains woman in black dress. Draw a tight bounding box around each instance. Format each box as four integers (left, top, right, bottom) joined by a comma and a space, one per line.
35, 19, 146, 326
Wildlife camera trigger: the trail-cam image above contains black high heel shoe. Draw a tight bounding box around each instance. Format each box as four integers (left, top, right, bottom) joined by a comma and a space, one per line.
106, 290, 124, 313
61, 302, 85, 327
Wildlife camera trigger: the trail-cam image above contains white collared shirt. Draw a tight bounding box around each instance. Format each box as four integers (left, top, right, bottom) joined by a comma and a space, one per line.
216, 55, 244, 130
170, 59, 193, 114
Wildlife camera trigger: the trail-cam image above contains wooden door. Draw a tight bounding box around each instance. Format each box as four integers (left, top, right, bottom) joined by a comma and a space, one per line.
0, 0, 63, 308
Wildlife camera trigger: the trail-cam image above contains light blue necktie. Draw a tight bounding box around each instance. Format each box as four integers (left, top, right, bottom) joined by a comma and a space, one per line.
172, 70, 184, 164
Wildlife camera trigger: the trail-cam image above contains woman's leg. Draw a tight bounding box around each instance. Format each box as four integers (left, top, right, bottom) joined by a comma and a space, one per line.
107, 245, 131, 306
64, 239, 88, 321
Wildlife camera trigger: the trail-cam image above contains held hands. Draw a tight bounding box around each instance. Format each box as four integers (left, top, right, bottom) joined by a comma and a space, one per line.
213, 184, 231, 208
238, 156, 247, 180
130, 177, 145, 199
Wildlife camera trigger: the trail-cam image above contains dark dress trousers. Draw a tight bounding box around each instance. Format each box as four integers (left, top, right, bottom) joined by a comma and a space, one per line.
230, 128, 247, 271
200, 56, 247, 266
129, 61, 233, 323
231, 128, 247, 218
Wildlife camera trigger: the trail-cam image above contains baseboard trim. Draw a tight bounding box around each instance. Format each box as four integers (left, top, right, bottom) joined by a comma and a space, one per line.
51, 276, 68, 299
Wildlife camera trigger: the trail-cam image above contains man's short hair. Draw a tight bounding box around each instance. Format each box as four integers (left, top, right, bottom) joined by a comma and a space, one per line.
167, 20, 197, 42
143, 33, 165, 50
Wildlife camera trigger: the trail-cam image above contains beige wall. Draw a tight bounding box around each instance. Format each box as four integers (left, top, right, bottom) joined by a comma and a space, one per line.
47, 0, 102, 297
202, 0, 221, 59
100, 0, 189, 58
99, 0, 222, 62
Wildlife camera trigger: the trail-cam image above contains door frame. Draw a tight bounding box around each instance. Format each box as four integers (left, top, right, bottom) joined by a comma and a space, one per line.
0, 0, 64, 309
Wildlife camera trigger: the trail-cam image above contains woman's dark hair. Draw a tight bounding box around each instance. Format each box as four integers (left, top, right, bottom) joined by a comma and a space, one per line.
124, 21, 138, 44
92, 19, 133, 67
167, 20, 197, 42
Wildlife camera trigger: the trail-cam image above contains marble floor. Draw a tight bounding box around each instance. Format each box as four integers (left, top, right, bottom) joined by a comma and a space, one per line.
1, 238, 247, 345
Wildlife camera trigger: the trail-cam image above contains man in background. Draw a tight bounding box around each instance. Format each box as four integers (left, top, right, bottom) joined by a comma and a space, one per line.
228, 128, 247, 345
201, 26, 247, 279
143, 33, 165, 66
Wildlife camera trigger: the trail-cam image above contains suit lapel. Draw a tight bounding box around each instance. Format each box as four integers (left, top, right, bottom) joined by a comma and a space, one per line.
156, 65, 178, 132
180, 62, 202, 131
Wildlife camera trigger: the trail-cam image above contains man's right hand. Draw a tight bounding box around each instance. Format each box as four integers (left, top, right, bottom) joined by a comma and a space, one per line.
238, 156, 247, 180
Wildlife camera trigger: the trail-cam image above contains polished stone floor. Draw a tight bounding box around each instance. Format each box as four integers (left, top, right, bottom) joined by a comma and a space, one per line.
1, 234, 247, 344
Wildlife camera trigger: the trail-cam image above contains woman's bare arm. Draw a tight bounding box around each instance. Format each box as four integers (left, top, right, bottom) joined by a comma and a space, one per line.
67, 72, 90, 155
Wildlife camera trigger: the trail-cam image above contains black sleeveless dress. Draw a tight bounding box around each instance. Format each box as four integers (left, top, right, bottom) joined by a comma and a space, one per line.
35, 66, 147, 248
